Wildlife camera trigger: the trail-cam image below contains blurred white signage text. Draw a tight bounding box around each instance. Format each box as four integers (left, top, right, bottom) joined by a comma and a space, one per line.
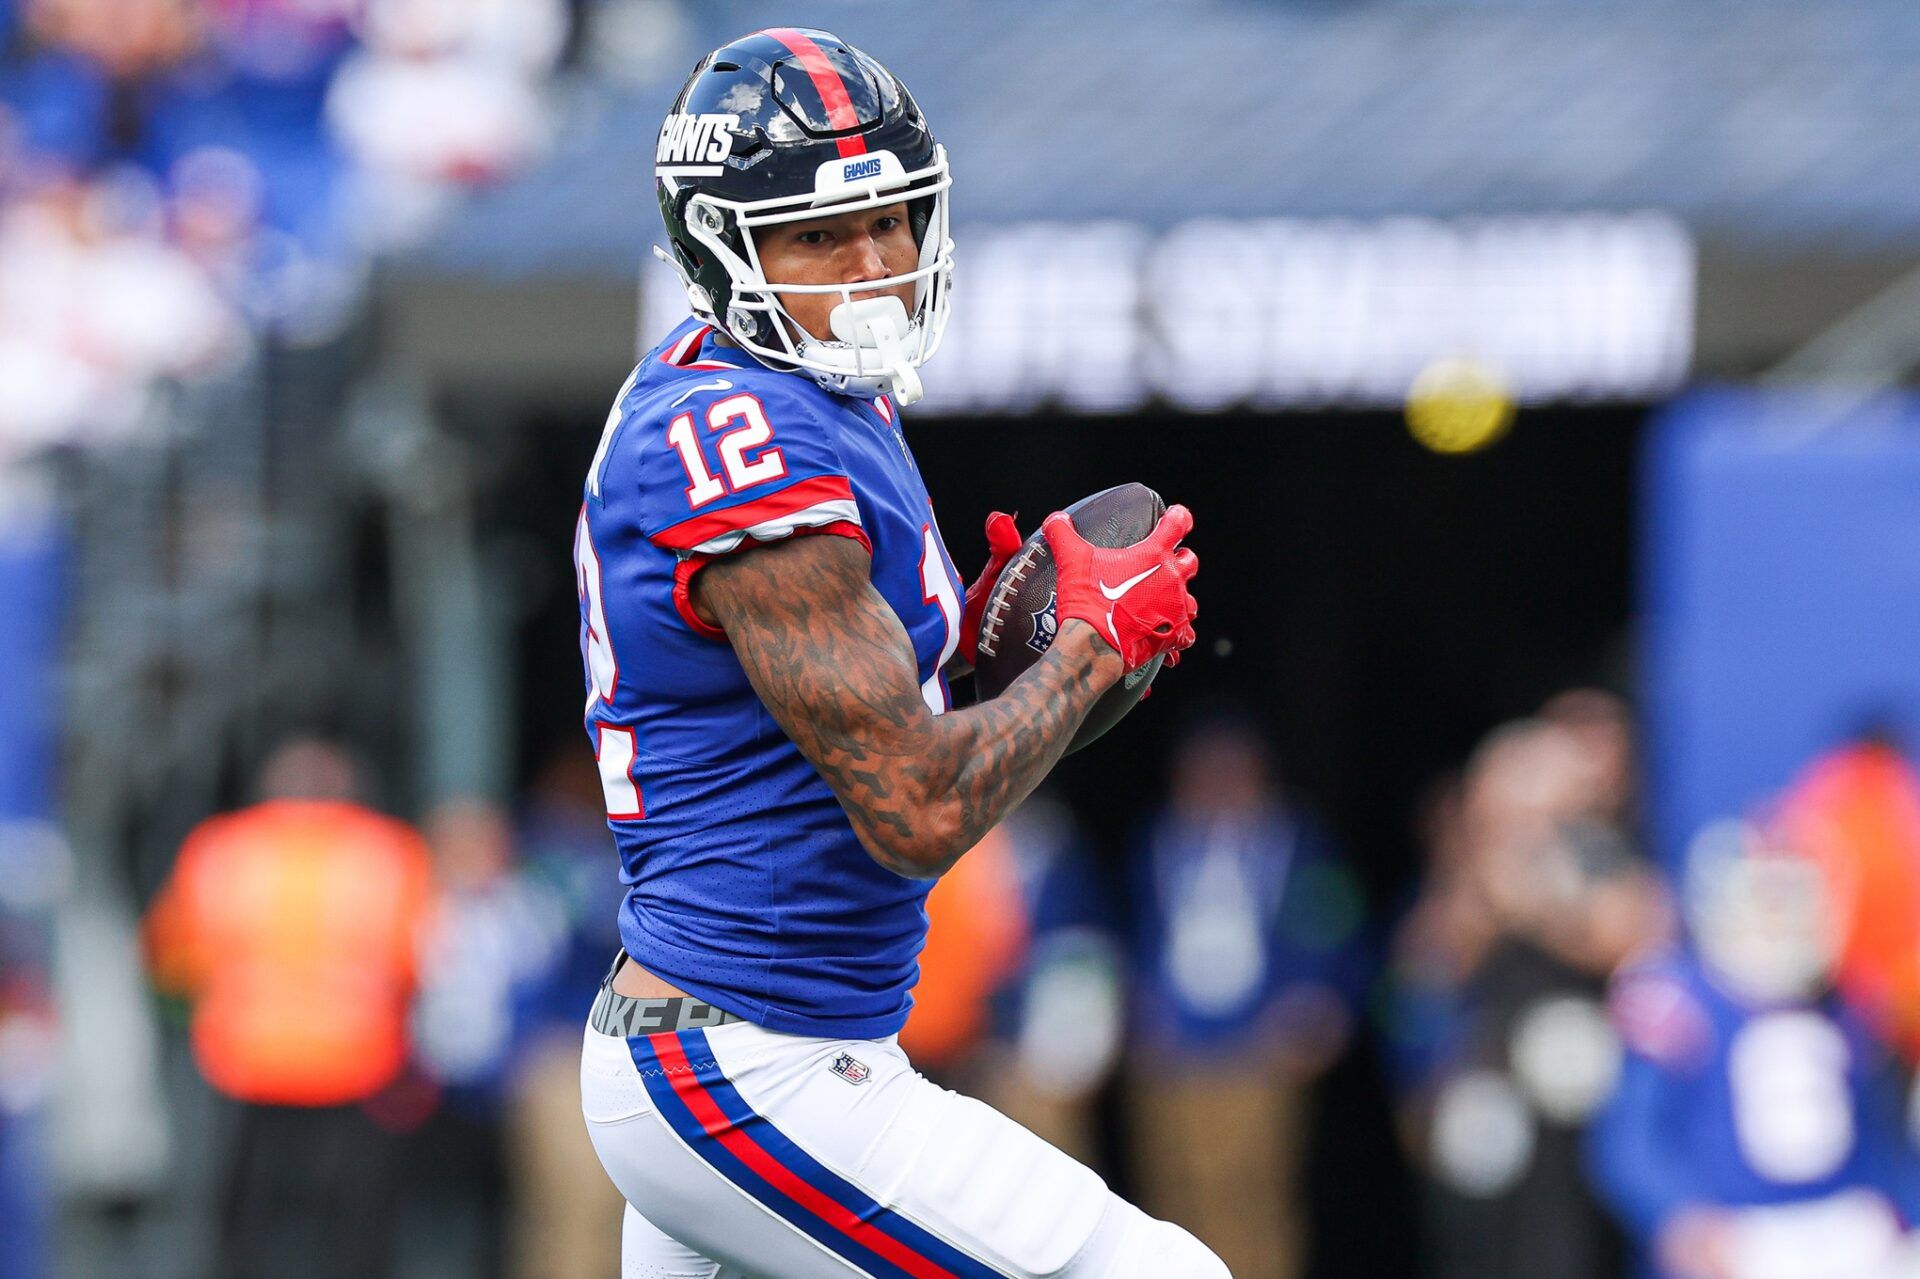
643, 212, 1694, 414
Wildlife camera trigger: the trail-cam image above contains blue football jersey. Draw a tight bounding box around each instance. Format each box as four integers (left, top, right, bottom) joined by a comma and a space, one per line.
1588, 949, 1920, 1256
573, 318, 966, 1039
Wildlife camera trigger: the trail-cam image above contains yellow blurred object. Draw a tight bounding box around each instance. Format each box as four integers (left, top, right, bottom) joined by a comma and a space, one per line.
1405, 358, 1516, 454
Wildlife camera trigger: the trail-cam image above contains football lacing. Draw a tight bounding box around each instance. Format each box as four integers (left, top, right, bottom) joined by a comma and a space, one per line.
976, 546, 1042, 661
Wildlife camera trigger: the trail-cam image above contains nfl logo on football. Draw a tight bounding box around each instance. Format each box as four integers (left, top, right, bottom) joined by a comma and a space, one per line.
830, 1052, 872, 1086
1026, 593, 1059, 655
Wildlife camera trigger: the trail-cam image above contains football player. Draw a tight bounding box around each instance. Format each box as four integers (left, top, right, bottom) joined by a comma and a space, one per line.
572, 28, 1213, 1279
1589, 820, 1920, 1279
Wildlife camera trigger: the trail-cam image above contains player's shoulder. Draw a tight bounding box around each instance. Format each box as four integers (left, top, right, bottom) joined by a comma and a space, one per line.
1607, 946, 1716, 1067
595, 320, 871, 554
627, 320, 849, 429
589, 322, 848, 505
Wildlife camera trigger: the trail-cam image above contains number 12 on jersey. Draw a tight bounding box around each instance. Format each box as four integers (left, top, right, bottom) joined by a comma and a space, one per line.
668, 393, 788, 508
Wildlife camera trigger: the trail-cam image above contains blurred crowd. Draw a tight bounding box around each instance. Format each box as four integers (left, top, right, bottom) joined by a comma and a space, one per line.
1384, 691, 1662, 1279
114, 713, 1376, 1279
5, 684, 1920, 1278
1383, 698, 1920, 1279
0, 0, 566, 461
138, 732, 629, 1279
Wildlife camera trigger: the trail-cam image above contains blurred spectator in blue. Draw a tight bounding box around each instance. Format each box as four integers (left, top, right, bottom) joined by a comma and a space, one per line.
407, 794, 569, 1279
0, 0, 568, 446
499, 745, 624, 1279
510, 743, 624, 1040
1384, 691, 1668, 1279
898, 791, 1124, 1169
1590, 818, 1920, 1279
0, 0, 198, 176
1123, 714, 1366, 1279
987, 793, 1125, 1166
1, 0, 349, 243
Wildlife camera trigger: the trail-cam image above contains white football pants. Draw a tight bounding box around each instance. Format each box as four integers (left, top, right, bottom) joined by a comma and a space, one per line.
581, 1018, 1231, 1279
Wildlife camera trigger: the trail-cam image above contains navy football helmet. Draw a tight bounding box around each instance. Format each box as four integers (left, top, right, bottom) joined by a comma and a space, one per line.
654, 29, 953, 404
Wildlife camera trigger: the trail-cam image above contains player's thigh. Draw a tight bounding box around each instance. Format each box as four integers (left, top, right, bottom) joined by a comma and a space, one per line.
1068, 1199, 1234, 1279
855, 1079, 1231, 1279
593, 1105, 884, 1279
620, 1201, 739, 1279
584, 1023, 881, 1278
840, 1052, 1231, 1278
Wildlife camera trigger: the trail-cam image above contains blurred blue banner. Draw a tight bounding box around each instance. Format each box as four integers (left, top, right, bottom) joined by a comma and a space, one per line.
1642, 387, 1920, 866
0, 507, 61, 822
0, 499, 60, 1279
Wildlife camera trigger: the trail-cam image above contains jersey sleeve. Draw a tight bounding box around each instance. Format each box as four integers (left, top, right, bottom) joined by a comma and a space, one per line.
1585, 953, 1716, 1240
634, 378, 870, 559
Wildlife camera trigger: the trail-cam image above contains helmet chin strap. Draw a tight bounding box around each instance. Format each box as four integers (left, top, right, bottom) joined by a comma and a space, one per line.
653, 245, 710, 317
825, 296, 924, 405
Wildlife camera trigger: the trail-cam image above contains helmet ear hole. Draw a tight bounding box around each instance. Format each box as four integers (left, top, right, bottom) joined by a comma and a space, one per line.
672, 236, 704, 271
728, 305, 767, 343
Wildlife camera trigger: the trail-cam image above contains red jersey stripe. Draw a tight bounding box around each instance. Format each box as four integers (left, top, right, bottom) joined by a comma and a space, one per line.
672, 520, 870, 642
662, 326, 713, 367
648, 473, 858, 551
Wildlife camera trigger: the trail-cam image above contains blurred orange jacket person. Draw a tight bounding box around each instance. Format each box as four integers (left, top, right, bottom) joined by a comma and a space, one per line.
1778, 739, 1920, 1060
144, 799, 434, 1107
898, 826, 1028, 1070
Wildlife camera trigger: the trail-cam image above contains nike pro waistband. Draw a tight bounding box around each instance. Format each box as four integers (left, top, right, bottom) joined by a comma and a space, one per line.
590, 951, 744, 1036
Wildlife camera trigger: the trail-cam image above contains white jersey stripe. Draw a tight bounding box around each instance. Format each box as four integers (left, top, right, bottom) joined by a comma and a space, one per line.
685, 498, 862, 557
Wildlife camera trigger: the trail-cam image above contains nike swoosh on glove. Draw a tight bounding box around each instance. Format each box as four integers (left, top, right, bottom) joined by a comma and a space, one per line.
956, 510, 1024, 668
1042, 504, 1199, 670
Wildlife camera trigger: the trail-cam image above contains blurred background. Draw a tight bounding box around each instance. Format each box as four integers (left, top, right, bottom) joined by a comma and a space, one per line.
5, 0, 1920, 1277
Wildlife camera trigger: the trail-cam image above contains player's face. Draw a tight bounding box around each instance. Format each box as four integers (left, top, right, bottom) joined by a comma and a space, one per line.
757, 202, 919, 343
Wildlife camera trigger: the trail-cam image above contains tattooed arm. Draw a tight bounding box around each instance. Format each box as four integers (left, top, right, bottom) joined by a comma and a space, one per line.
694, 533, 1124, 879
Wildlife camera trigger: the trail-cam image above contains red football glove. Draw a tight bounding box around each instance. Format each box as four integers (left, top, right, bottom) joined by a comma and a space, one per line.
1042, 504, 1199, 670
956, 510, 1025, 668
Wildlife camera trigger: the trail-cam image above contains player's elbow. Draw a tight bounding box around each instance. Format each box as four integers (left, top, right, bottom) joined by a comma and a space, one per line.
858, 795, 968, 880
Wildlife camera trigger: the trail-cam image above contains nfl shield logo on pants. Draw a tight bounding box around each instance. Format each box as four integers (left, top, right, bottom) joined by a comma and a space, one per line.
829, 1052, 872, 1085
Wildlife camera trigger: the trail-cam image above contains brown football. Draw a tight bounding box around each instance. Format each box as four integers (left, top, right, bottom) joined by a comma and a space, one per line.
973, 483, 1167, 755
